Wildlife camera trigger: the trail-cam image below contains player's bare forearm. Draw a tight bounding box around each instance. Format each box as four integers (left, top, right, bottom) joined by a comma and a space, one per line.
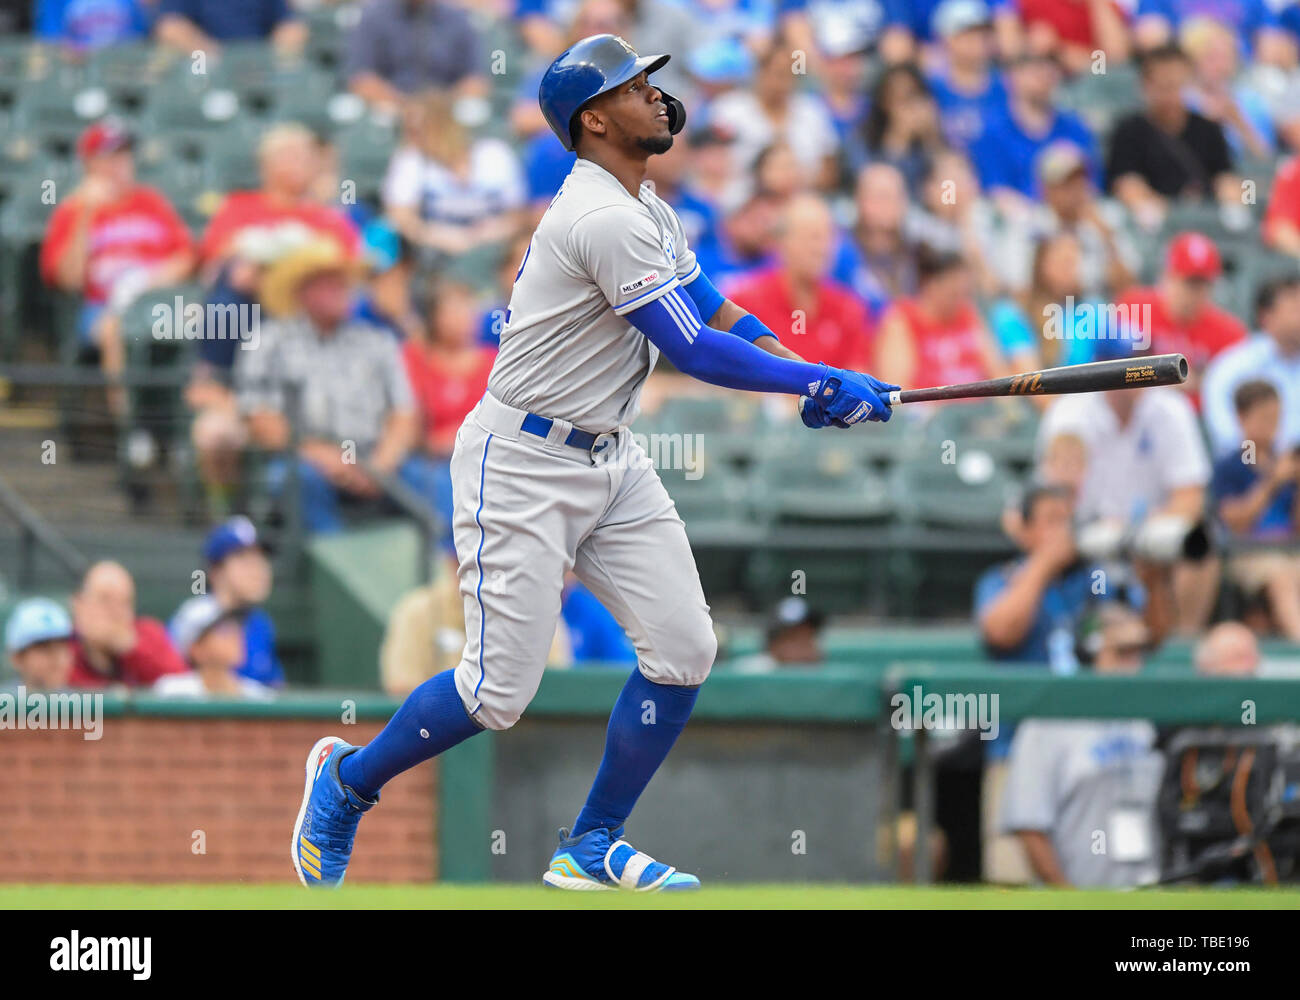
709, 298, 804, 361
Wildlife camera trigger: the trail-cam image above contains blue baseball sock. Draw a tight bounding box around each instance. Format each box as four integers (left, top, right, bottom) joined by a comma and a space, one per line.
339, 669, 481, 799
571, 668, 700, 837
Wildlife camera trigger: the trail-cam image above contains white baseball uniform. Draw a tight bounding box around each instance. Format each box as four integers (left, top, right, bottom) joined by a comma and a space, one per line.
450, 157, 717, 731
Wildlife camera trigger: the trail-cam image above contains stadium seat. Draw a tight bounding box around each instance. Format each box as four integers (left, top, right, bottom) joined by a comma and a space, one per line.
335, 118, 399, 205
895, 403, 1032, 531
203, 140, 262, 193
1055, 62, 1141, 140
138, 77, 246, 147
303, 3, 361, 73
644, 393, 769, 436
752, 436, 897, 525
913, 399, 1038, 469
10, 75, 111, 159
85, 42, 170, 116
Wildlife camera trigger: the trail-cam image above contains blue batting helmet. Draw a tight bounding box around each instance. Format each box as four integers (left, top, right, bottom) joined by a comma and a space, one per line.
538, 34, 686, 152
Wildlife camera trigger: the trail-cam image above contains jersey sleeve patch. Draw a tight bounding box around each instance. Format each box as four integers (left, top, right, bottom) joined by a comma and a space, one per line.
619, 271, 660, 296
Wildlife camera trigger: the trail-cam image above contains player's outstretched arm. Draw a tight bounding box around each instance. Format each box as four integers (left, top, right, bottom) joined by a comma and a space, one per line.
680, 270, 803, 361
626, 288, 897, 425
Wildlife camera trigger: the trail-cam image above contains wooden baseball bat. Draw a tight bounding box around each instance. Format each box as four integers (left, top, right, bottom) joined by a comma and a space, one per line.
887, 353, 1189, 406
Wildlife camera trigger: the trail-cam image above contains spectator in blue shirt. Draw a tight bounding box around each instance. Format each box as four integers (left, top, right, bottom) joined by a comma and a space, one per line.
975, 484, 1169, 671
831, 162, 919, 319
37, 0, 151, 49
523, 130, 577, 207
645, 133, 724, 265
844, 62, 946, 196
704, 184, 782, 289
1134, 0, 1287, 58
187, 516, 285, 687
560, 578, 638, 666
927, 0, 1008, 152
344, 0, 486, 113
848, 0, 1016, 63
778, 0, 891, 68
479, 228, 535, 350
1211, 379, 1300, 640
155, 0, 304, 55
1203, 276, 1300, 457
812, 9, 874, 143
970, 52, 1099, 206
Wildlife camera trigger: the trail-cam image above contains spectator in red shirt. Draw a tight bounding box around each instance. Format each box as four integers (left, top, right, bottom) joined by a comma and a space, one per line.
1016, 0, 1131, 74
40, 119, 195, 418
1117, 231, 1246, 403
874, 246, 1008, 397
188, 124, 362, 514
402, 278, 495, 545
1263, 153, 1300, 258
199, 122, 360, 273
725, 193, 871, 370
404, 279, 496, 457
68, 561, 189, 689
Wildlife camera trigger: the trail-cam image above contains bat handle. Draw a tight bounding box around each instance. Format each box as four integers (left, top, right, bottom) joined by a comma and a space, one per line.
888, 390, 903, 406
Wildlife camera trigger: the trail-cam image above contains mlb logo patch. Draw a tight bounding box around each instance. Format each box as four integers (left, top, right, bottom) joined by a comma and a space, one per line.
620, 271, 659, 295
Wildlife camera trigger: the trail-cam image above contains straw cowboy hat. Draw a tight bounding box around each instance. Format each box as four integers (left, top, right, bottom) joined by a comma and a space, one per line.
258, 238, 362, 318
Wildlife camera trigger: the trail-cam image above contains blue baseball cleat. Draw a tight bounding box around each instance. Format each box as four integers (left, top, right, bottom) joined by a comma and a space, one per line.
543, 826, 701, 892
291, 736, 377, 888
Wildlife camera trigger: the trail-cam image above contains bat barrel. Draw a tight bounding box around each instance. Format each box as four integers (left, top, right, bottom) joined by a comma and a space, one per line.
890, 353, 1189, 406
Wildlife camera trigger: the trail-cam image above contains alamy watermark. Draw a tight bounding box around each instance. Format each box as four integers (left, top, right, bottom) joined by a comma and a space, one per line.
889, 685, 1000, 741
596, 432, 704, 479
151, 297, 260, 351
0, 687, 104, 740
1042, 297, 1151, 352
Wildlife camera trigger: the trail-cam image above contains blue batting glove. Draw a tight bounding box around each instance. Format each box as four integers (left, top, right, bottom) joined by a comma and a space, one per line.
814, 368, 900, 425
798, 394, 833, 429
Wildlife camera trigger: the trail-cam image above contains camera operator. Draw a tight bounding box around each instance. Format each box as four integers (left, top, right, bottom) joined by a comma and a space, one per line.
977, 484, 1175, 670
974, 482, 1174, 883
1212, 380, 1300, 640
1037, 335, 1215, 633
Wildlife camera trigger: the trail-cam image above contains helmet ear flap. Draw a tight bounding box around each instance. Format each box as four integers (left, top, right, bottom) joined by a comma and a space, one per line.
659, 91, 686, 136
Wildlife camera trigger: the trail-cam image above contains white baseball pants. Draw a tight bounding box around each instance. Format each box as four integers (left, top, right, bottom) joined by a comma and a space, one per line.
449, 392, 717, 731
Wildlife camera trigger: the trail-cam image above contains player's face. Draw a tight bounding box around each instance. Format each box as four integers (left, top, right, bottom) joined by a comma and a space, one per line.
595, 72, 674, 155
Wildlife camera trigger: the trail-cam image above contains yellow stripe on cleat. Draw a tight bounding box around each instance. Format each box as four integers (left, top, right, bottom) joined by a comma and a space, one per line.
300, 854, 323, 879
550, 857, 587, 879
300, 838, 321, 861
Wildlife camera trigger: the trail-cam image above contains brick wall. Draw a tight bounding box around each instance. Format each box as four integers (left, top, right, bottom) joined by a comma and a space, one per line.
0, 718, 437, 883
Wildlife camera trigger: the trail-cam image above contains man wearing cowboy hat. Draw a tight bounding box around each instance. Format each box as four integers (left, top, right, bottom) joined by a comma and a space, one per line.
234, 238, 441, 534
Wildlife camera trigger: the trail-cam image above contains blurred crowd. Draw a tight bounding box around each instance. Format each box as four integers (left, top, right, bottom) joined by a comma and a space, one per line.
10, 0, 1300, 883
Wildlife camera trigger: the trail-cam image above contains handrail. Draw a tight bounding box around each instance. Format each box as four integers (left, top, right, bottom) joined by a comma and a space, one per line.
0, 364, 191, 387
0, 472, 89, 589
364, 459, 441, 586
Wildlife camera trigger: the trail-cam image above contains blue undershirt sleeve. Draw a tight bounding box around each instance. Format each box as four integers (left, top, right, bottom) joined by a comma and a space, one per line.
680, 269, 725, 324
627, 286, 825, 396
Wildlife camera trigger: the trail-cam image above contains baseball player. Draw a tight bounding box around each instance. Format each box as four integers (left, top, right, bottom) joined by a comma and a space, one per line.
292, 34, 897, 892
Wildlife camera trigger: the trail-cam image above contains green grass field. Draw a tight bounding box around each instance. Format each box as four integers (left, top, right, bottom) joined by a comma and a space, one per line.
3, 884, 1300, 909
